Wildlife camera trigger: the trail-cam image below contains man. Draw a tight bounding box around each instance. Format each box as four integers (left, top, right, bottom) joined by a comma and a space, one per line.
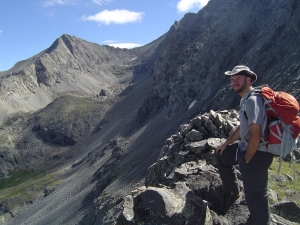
215, 65, 273, 225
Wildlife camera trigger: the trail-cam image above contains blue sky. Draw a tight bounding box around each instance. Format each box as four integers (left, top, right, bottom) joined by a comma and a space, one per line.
0, 0, 209, 72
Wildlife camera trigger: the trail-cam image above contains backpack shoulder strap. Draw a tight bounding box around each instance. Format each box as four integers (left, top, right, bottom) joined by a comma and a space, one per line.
240, 88, 260, 119
240, 85, 269, 120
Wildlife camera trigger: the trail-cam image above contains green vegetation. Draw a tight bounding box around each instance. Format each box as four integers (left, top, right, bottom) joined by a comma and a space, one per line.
0, 169, 60, 212
268, 157, 300, 205
0, 170, 43, 190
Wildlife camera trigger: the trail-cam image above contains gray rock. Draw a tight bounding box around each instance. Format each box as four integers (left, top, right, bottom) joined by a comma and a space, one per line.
270, 213, 297, 225
146, 157, 170, 187
186, 129, 203, 142
201, 116, 219, 138
208, 110, 224, 130
174, 160, 213, 178
185, 140, 208, 155
268, 188, 279, 205
117, 182, 209, 225
191, 116, 203, 129
180, 123, 193, 135
271, 201, 300, 223
117, 195, 135, 225
176, 161, 224, 214
210, 210, 229, 225
270, 174, 287, 183
225, 204, 249, 225
206, 138, 226, 150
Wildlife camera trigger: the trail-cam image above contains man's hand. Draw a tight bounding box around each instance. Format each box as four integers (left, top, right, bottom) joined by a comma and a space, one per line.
215, 125, 240, 155
215, 143, 228, 155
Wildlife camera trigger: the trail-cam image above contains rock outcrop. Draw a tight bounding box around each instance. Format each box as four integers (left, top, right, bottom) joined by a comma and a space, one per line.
118, 110, 300, 225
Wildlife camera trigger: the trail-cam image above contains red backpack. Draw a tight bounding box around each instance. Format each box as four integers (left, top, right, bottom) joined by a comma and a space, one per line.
258, 85, 300, 141
246, 85, 300, 173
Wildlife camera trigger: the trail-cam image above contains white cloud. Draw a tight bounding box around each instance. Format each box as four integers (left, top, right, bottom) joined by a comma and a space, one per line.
42, 0, 77, 7
177, 0, 209, 12
102, 40, 142, 49
82, 9, 144, 25
42, 0, 112, 7
107, 43, 142, 49
0, 30, 2, 35
102, 40, 118, 44
92, 0, 113, 6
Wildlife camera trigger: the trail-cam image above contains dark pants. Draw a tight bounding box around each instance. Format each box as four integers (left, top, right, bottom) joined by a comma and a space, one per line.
216, 143, 273, 225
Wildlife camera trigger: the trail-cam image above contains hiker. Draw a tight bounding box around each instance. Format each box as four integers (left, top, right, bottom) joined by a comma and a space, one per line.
215, 65, 273, 225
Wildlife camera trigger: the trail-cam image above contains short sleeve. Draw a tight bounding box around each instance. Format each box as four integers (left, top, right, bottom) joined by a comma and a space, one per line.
245, 94, 265, 126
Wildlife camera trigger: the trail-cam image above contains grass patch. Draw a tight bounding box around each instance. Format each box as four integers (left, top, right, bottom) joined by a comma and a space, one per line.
0, 169, 60, 212
268, 157, 300, 205
0, 170, 44, 190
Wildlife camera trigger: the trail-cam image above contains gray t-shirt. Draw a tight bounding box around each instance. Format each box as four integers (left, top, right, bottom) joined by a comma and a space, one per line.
239, 90, 268, 151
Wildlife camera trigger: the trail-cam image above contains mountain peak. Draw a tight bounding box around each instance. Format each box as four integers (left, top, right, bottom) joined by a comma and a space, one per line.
45, 33, 76, 54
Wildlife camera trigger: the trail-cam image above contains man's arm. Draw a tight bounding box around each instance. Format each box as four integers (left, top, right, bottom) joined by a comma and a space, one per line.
216, 125, 240, 155
244, 123, 261, 163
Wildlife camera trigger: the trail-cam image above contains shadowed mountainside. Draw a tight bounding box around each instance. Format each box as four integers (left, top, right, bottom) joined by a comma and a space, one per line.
137, 0, 300, 121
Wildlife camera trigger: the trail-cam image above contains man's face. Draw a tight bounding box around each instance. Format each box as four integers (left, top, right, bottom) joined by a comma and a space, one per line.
230, 75, 250, 93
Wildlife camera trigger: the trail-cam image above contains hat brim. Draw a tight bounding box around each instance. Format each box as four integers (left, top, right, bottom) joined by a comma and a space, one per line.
225, 70, 257, 83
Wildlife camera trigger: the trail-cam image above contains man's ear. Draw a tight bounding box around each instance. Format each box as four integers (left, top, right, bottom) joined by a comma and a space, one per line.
247, 77, 252, 84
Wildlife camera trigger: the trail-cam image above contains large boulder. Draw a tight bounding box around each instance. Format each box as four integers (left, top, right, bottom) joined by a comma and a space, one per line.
117, 182, 211, 225
271, 201, 300, 223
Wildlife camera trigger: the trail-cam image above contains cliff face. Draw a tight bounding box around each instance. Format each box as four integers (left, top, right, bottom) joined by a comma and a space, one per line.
1, 0, 300, 224
137, 0, 300, 122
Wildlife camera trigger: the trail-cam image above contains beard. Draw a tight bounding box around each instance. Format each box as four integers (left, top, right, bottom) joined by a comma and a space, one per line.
232, 79, 248, 93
